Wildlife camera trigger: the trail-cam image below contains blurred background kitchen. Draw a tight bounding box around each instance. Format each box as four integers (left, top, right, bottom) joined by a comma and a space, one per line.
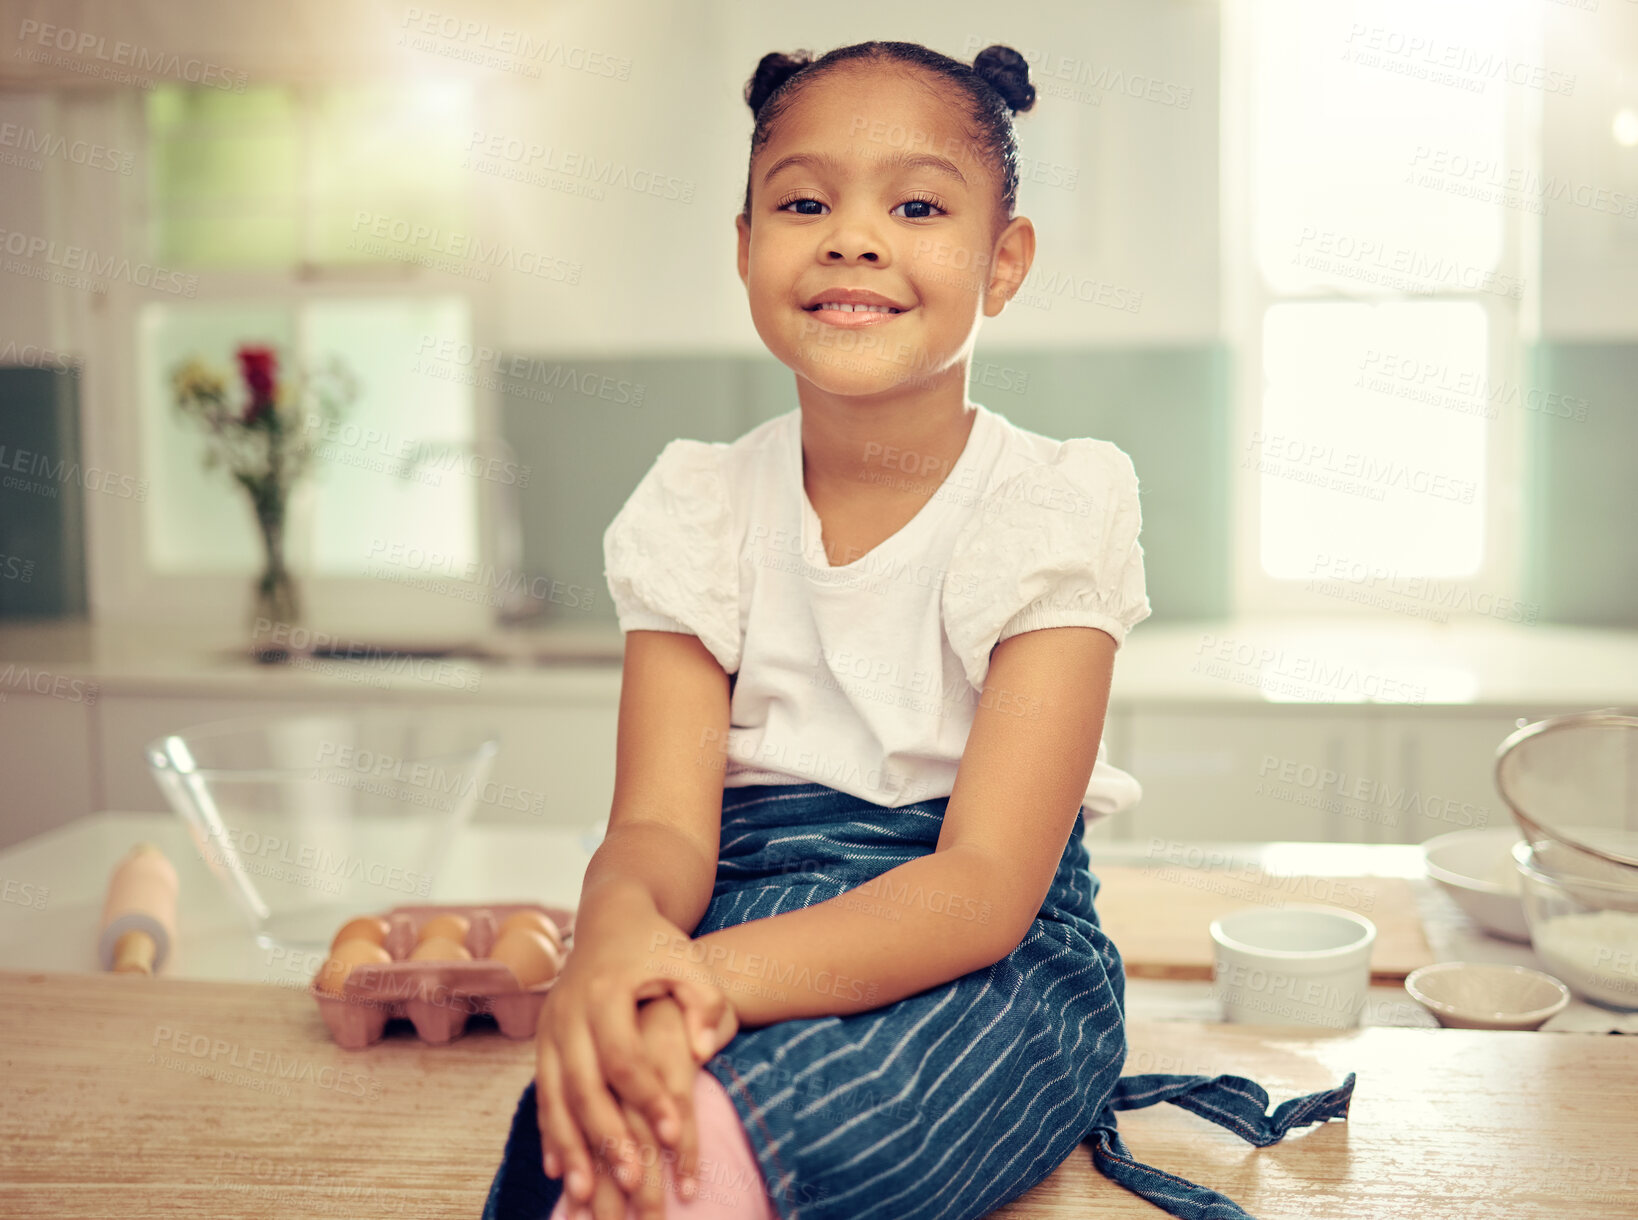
2, 0, 1636, 853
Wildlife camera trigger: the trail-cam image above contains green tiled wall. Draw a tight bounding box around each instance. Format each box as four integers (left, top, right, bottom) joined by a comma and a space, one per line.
1521, 343, 1638, 629
499, 345, 1235, 626
0, 366, 88, 620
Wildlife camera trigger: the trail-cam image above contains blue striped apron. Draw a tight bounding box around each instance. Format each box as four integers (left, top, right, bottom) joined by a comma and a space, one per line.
483, 782, 1356, 1220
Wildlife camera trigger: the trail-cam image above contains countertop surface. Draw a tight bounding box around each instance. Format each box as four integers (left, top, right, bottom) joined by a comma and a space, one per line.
5, 615, 1638, 705
3, 814, 1635, 1033
2, 970, 1634, 1219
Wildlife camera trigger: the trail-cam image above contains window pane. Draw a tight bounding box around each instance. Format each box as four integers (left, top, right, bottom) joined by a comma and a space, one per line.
298, 297, 477, 574
138, 297, 478, 578
140, 301, 297, 571
1256, 300, 1488, 579
146, 86, 301, 268
1253, 0, 1512, 295
146, 82, 473, 269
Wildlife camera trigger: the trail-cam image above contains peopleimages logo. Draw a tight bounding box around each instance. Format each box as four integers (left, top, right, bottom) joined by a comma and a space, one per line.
201, 826, 434, 897
14, 19, 249, 91
313, 741, 548, 816
0, 442, 148, 501
0, 226, 198, 296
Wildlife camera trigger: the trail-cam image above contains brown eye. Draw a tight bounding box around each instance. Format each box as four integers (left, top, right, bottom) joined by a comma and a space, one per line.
778, 197, 827, 216
892, 195, 946, 220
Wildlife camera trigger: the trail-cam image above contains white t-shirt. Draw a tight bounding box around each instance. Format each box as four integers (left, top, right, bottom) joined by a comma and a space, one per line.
602, 401, 1153, 821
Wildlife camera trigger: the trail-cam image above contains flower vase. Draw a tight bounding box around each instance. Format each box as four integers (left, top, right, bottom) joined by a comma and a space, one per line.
251, 504, 301, 653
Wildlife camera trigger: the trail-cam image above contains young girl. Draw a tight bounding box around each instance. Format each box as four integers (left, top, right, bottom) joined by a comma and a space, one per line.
483, 40, 1356, 1220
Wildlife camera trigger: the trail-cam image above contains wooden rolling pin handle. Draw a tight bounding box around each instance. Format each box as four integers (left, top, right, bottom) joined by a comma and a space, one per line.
99, 843, 179, 974
112, 930, 158, 975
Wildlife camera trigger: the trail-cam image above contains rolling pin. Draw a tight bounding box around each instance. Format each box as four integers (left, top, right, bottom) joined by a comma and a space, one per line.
98, 843, 179, 975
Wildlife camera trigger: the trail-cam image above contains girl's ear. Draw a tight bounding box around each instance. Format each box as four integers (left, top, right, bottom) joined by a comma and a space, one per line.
984, 216, 1036, 318
735, 213, 752, 289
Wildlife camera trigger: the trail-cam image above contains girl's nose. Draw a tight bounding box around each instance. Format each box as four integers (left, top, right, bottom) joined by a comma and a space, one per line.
822, 212, 888, 263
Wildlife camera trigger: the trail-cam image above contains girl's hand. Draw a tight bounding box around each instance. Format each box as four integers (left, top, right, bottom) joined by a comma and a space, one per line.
534, 894, 735, 1208
601, 995, 738, 1220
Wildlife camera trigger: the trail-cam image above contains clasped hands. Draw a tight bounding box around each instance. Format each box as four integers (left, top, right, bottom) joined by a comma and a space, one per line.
535, 900, 739, 1220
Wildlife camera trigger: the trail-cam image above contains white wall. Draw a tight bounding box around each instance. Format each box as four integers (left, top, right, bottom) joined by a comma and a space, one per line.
1539, 0, 1638, 338
478, 0, 1224, 353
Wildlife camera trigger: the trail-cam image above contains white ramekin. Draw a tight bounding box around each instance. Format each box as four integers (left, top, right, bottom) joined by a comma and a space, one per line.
1209, 904, 1378, 1029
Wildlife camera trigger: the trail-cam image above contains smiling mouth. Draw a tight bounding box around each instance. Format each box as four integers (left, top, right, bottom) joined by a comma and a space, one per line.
804, 302, 909, 314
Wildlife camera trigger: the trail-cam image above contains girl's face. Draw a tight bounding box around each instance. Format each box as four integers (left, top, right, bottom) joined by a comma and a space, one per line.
735, 65, 1035, 401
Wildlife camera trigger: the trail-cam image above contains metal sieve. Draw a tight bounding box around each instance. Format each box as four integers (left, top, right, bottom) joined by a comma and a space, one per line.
1493, 709, 1638, 873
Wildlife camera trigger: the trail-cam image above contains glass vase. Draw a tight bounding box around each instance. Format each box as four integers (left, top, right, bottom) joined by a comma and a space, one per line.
250, 505, 301, 655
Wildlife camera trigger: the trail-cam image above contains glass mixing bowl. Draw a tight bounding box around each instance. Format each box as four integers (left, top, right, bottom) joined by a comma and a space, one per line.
147, 711, 500, 950
1513, 836, 1638, 1011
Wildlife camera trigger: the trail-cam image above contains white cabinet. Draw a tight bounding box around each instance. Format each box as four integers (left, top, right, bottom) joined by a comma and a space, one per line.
0, 691, 98, 850
476, 702, 619, 829
1122, 706, 1601, 847
9, 663, 1617, 854
95, 692, 621, 831
1085, 706, 1134, 844
1378, 710, 1627, 842
97, 695, 346, 816
1125, 708, 1379, 844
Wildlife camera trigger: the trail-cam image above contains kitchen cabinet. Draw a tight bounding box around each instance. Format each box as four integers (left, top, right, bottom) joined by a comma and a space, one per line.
95, 694, 620, 831
1086, 706, 1134, 843
1382, 709, 1638, 839
1123, 706, 1615, 847
1126, 708, 1378, 844
0, 691, 97, 851
1377, 711, 1535, 843
8, 619, 1638, 850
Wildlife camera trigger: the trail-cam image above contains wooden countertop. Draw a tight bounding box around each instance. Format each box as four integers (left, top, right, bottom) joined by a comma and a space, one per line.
2, 971, 1634, 1218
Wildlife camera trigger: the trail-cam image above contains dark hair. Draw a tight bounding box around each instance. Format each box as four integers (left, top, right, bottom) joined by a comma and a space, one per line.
740, 41, 1036, 230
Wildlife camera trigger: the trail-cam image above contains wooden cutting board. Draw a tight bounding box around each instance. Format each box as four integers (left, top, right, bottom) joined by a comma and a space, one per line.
2, 971, 1633, 1219
1092, 865, 1435, 981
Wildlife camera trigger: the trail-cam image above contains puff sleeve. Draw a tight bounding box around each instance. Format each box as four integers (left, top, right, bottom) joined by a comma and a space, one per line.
602, 439, 741, 674
942, 440, 1151, 691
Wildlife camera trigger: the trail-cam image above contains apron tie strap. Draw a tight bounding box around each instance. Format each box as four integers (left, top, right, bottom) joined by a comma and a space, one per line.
1083, 1070, 1357, 1219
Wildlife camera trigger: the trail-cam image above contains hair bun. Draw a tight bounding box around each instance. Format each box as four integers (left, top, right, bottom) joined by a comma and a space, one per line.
745, 50, 814, 114
972, 44, 1035, 114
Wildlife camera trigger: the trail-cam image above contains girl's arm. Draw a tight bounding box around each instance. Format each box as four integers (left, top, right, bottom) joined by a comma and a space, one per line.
538, 628, 734, 1209
670, 625, 1118, 1029
574, 628, 729, 943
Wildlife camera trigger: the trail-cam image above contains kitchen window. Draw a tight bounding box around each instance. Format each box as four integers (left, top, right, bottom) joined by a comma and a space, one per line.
90, 80, 500, 630
1224, 0, 1537, 622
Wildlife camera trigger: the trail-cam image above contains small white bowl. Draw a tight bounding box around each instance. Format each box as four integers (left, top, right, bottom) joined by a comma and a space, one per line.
1209, 905, 1377, 1029
1404, 962, 1570, 1030
1422, 827, 1530, 942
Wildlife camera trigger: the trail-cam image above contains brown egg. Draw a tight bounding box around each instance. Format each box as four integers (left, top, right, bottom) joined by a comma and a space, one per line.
330, 916, 390, 954
316, 938, 393, 996
410, 935, 473, 961
488, 927, 563, 988
417, 913, 471, 946
498, 909, 564, 954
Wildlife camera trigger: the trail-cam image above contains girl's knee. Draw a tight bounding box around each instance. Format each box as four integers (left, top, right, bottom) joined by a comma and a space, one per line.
546, 1072, 777, 1220
683, 1071, 778, 1219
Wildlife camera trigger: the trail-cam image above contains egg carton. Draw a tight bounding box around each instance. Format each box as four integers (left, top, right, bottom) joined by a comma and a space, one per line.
309, 902, 575, 1049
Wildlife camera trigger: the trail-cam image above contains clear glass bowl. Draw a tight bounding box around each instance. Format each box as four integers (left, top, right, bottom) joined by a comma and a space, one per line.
147, 711, 499, 950
1513, 837, 1638, 1011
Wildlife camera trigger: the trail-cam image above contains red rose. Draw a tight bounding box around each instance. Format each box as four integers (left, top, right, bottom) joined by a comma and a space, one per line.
237, 345, 278, 424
